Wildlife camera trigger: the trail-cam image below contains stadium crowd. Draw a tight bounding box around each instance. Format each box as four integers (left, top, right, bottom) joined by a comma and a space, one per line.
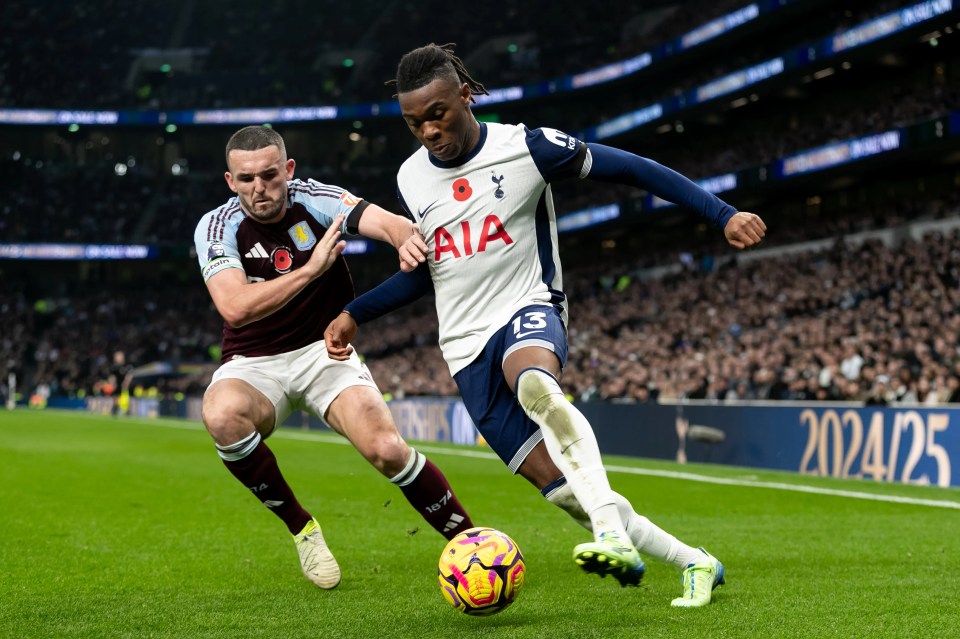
0, 158, 160, 244
3, 0, 955, 249
6, 203, 960, 408
3, 0, 959, 410
4, 177, 960, 408
1, 0, 783, 109
0, 283, 220, 406
612, 60, 960, 184
4, 61, 956, 247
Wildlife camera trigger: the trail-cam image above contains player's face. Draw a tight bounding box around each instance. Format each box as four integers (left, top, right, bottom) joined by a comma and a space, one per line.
225, 145, 295, 223
399, 78, 479, 161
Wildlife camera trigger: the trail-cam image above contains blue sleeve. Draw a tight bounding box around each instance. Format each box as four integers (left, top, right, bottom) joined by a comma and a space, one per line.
288, 178, 357, 234
585, 143, 737, 229
194, 208, 244, 281
344, 264, 433, 324
524, 126, 589, 182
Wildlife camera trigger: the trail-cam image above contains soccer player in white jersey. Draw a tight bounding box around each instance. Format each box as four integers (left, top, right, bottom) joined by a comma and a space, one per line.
193, 125, 473, 590
325, 44, 766, 607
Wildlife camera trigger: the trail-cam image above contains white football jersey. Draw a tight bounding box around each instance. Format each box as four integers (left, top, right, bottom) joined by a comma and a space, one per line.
397, 122, 589, 376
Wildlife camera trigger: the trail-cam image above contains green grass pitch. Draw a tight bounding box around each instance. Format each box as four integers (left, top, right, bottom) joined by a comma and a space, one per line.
1, 409, 958, 638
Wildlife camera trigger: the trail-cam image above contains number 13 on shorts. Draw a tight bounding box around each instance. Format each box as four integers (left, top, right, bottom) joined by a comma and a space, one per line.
512, 311, 547, 338
503, 305, 568, 363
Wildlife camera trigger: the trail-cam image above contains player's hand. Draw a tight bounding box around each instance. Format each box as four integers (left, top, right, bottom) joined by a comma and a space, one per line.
304, 215, 347, 279
398, 224, 428, 272
324, 311, 358, 361
723, 212, 766, 250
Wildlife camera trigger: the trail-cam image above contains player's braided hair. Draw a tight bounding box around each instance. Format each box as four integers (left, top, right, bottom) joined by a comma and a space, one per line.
224, 125, 287, 166
387, 43, 489, 102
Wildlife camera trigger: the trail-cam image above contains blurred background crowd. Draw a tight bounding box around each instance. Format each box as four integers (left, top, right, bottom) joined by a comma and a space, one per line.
2, 0, 959, 408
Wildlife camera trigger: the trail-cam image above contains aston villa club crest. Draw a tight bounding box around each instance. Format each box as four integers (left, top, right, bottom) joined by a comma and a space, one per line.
287, 221, 317, 250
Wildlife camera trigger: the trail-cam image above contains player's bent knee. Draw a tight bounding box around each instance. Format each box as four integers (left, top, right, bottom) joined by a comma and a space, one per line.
517, 369, 587, 454
201, 390, 230, 429
516, 368, 566, 424
365, 433, 410, 476
201, 383, 267, 444
201, 402, 244, 442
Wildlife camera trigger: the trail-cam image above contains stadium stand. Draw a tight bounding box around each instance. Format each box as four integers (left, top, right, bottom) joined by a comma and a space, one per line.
0, 0, 781, 109
2, 0, 959, 409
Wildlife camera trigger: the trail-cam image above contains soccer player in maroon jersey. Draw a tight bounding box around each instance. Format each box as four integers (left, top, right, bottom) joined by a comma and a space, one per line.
193, 125, 473, 589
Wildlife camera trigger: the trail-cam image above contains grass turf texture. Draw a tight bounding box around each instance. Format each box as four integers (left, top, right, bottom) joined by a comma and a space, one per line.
1, 409, 958, 639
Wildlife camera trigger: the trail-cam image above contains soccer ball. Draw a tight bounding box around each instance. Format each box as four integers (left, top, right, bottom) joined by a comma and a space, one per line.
437, 527, 526, 616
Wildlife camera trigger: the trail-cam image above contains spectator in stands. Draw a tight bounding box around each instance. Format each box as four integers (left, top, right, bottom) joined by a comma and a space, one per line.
865, 375, 892, 406
945, 376, 960, 404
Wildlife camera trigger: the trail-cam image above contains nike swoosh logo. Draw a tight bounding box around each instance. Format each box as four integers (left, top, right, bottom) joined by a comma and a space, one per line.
515, 330, 545, 338
560, 438, 583, 455
417, 200, 440, 220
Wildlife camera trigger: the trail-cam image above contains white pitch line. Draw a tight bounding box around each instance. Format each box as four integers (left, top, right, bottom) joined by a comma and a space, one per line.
603, 465, 960, 511
131, 416, 960, 511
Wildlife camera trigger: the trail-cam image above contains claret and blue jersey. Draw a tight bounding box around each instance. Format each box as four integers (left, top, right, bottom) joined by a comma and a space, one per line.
194, 178, 364, 361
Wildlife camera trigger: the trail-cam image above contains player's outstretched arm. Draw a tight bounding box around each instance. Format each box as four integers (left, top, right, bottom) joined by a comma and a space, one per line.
585, 143, 739, 229
356, 203, 428, 271
206, 215, 345, 328
723, 211, 766, 249
324, 312, 357, 361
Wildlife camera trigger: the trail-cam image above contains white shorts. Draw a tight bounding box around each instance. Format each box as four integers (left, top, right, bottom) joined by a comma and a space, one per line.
209, 340, 379, 432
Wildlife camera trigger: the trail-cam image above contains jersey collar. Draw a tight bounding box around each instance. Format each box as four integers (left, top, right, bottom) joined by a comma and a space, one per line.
428, 121, 487, 169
